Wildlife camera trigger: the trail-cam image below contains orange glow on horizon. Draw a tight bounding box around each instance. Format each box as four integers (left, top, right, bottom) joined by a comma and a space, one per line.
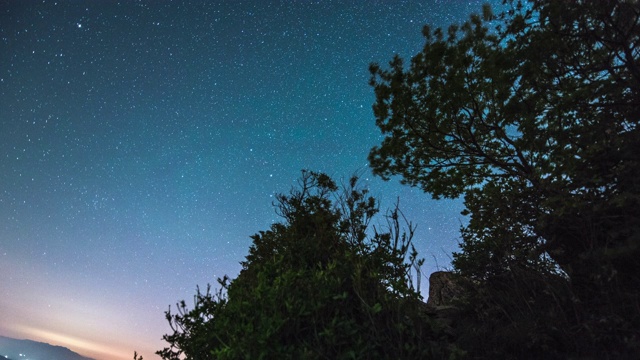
9, 324, 135, 360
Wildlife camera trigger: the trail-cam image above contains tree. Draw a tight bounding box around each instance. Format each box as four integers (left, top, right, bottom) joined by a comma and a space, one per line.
368, 0, 639, 356
157, 171, 457, 359
369, 0, 639, 285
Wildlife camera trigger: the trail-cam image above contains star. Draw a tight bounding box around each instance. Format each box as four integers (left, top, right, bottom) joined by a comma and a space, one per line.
0, 1, 493, 359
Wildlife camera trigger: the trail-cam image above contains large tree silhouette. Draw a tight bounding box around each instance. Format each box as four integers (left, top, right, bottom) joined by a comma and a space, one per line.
369, 0, 639, 289
369, 0, 639, 356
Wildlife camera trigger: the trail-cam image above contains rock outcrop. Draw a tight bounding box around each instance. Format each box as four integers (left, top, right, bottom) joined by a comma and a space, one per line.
426, 271, 465, 307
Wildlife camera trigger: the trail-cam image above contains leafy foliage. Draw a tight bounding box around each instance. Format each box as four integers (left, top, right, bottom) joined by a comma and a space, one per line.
157, 171, 458, 359
369, 0, 639, 357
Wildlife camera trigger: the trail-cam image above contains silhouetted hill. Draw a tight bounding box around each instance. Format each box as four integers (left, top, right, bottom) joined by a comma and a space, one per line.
0, 336, 94, 360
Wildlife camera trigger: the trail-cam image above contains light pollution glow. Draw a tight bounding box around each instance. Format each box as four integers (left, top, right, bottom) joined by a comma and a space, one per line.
11, 325, 130, 360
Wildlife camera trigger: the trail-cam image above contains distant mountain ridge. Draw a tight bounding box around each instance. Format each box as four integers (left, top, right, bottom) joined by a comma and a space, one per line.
0, 335, 95, 360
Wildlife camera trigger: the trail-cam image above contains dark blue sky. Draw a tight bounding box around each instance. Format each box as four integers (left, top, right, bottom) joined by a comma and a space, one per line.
0, 1, 498, 358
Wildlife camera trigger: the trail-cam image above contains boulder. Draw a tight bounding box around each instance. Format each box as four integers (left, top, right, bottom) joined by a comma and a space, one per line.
426, 271, 465, 307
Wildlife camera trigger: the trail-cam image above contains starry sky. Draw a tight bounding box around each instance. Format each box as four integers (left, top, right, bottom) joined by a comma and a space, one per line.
0, 1, 499, 359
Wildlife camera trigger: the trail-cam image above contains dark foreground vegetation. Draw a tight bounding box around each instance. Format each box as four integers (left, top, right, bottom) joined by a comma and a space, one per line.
142, 1, 639, 358
155, 170, 458, 359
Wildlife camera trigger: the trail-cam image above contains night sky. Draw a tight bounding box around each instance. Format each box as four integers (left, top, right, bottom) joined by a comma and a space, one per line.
1, 1, 498, 359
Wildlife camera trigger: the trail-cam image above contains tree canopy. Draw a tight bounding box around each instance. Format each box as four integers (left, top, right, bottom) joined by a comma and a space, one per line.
369, 0, 639, 285
156, 171, 457, 359
369, 0, 639, 356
